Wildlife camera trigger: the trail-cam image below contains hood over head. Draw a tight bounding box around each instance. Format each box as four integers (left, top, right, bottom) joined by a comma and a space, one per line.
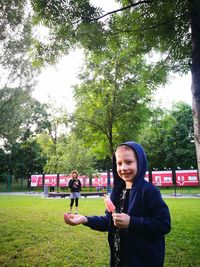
112, 141, 147, 190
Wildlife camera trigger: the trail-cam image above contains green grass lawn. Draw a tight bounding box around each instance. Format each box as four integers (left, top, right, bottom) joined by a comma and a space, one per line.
0, 196, 200, 267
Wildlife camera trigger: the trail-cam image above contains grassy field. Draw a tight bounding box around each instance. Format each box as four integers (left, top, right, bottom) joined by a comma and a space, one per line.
0, 196, 200, 267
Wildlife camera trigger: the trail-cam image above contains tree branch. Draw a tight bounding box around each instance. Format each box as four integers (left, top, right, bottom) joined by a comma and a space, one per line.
81, 0, 154, 22
111, 12, 189, 34
78, 117, 109, 139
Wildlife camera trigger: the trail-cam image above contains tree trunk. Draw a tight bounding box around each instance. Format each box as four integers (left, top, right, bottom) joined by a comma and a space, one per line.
191, 0, 200, 181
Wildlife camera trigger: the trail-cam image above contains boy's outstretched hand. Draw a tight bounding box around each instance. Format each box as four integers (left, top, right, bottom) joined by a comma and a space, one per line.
64, 213, 88, 226
112, 212, 130, 228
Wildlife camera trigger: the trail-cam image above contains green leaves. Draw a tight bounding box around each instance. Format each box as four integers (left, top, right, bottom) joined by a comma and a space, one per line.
139, 102, 196, 169
72, 33, 167, 159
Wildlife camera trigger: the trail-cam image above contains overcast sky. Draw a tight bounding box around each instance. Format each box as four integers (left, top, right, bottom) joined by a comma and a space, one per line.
33, 49, 192, 113
33, 50, 84, 113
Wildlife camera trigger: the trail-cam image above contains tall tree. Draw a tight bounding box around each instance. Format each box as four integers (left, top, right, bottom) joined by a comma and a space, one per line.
56, 133, 96, 175
11, 138, 47, 181
0, 0, 39, 89
39, 103, 69, 173
0, 87, 31, 146
116, 0, 200, 174
139, 102, 196, 169
36, 132, 96, 175
0, 87, 49, 148
73, 36, 167, 159
0, 87, 50, 179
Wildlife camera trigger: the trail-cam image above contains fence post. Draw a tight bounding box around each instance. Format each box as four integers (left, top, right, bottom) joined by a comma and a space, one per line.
107, 169, 111, 194
149, 168, 152, 184
57, 173, 59, 192
89, 177, 92, 192
42, 172, 45, 190
172, 168, 177, 196
197, 166, 200, 190
28, 172, 31, 191
7, 174, 11, 192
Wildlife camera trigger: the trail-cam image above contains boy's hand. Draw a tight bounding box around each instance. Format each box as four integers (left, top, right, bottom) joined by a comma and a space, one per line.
112, 212, 130, 228
64, 213, 88, 226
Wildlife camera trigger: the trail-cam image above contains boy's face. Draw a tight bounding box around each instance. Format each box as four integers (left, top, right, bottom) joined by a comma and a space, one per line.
115, 146, 138, 184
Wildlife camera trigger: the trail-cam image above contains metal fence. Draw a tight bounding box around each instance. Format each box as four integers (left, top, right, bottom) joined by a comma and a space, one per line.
0, 174, 28, 192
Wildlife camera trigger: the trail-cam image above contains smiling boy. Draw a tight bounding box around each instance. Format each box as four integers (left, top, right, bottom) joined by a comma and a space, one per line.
64, 141, 171, 267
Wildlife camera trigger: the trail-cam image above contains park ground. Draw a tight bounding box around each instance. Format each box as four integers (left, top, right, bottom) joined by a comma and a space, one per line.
0, 195, 200, 267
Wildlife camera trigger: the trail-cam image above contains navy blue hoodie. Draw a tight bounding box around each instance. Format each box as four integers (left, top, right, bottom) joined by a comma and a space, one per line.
85, 141, 171, 267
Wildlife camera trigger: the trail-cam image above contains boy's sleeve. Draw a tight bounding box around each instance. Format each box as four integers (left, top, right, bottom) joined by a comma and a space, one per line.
128, 187, 171, 237
83, 212, 110, 232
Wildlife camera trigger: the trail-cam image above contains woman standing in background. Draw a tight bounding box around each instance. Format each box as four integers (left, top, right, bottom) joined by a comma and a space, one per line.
68, 170, 81, 214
